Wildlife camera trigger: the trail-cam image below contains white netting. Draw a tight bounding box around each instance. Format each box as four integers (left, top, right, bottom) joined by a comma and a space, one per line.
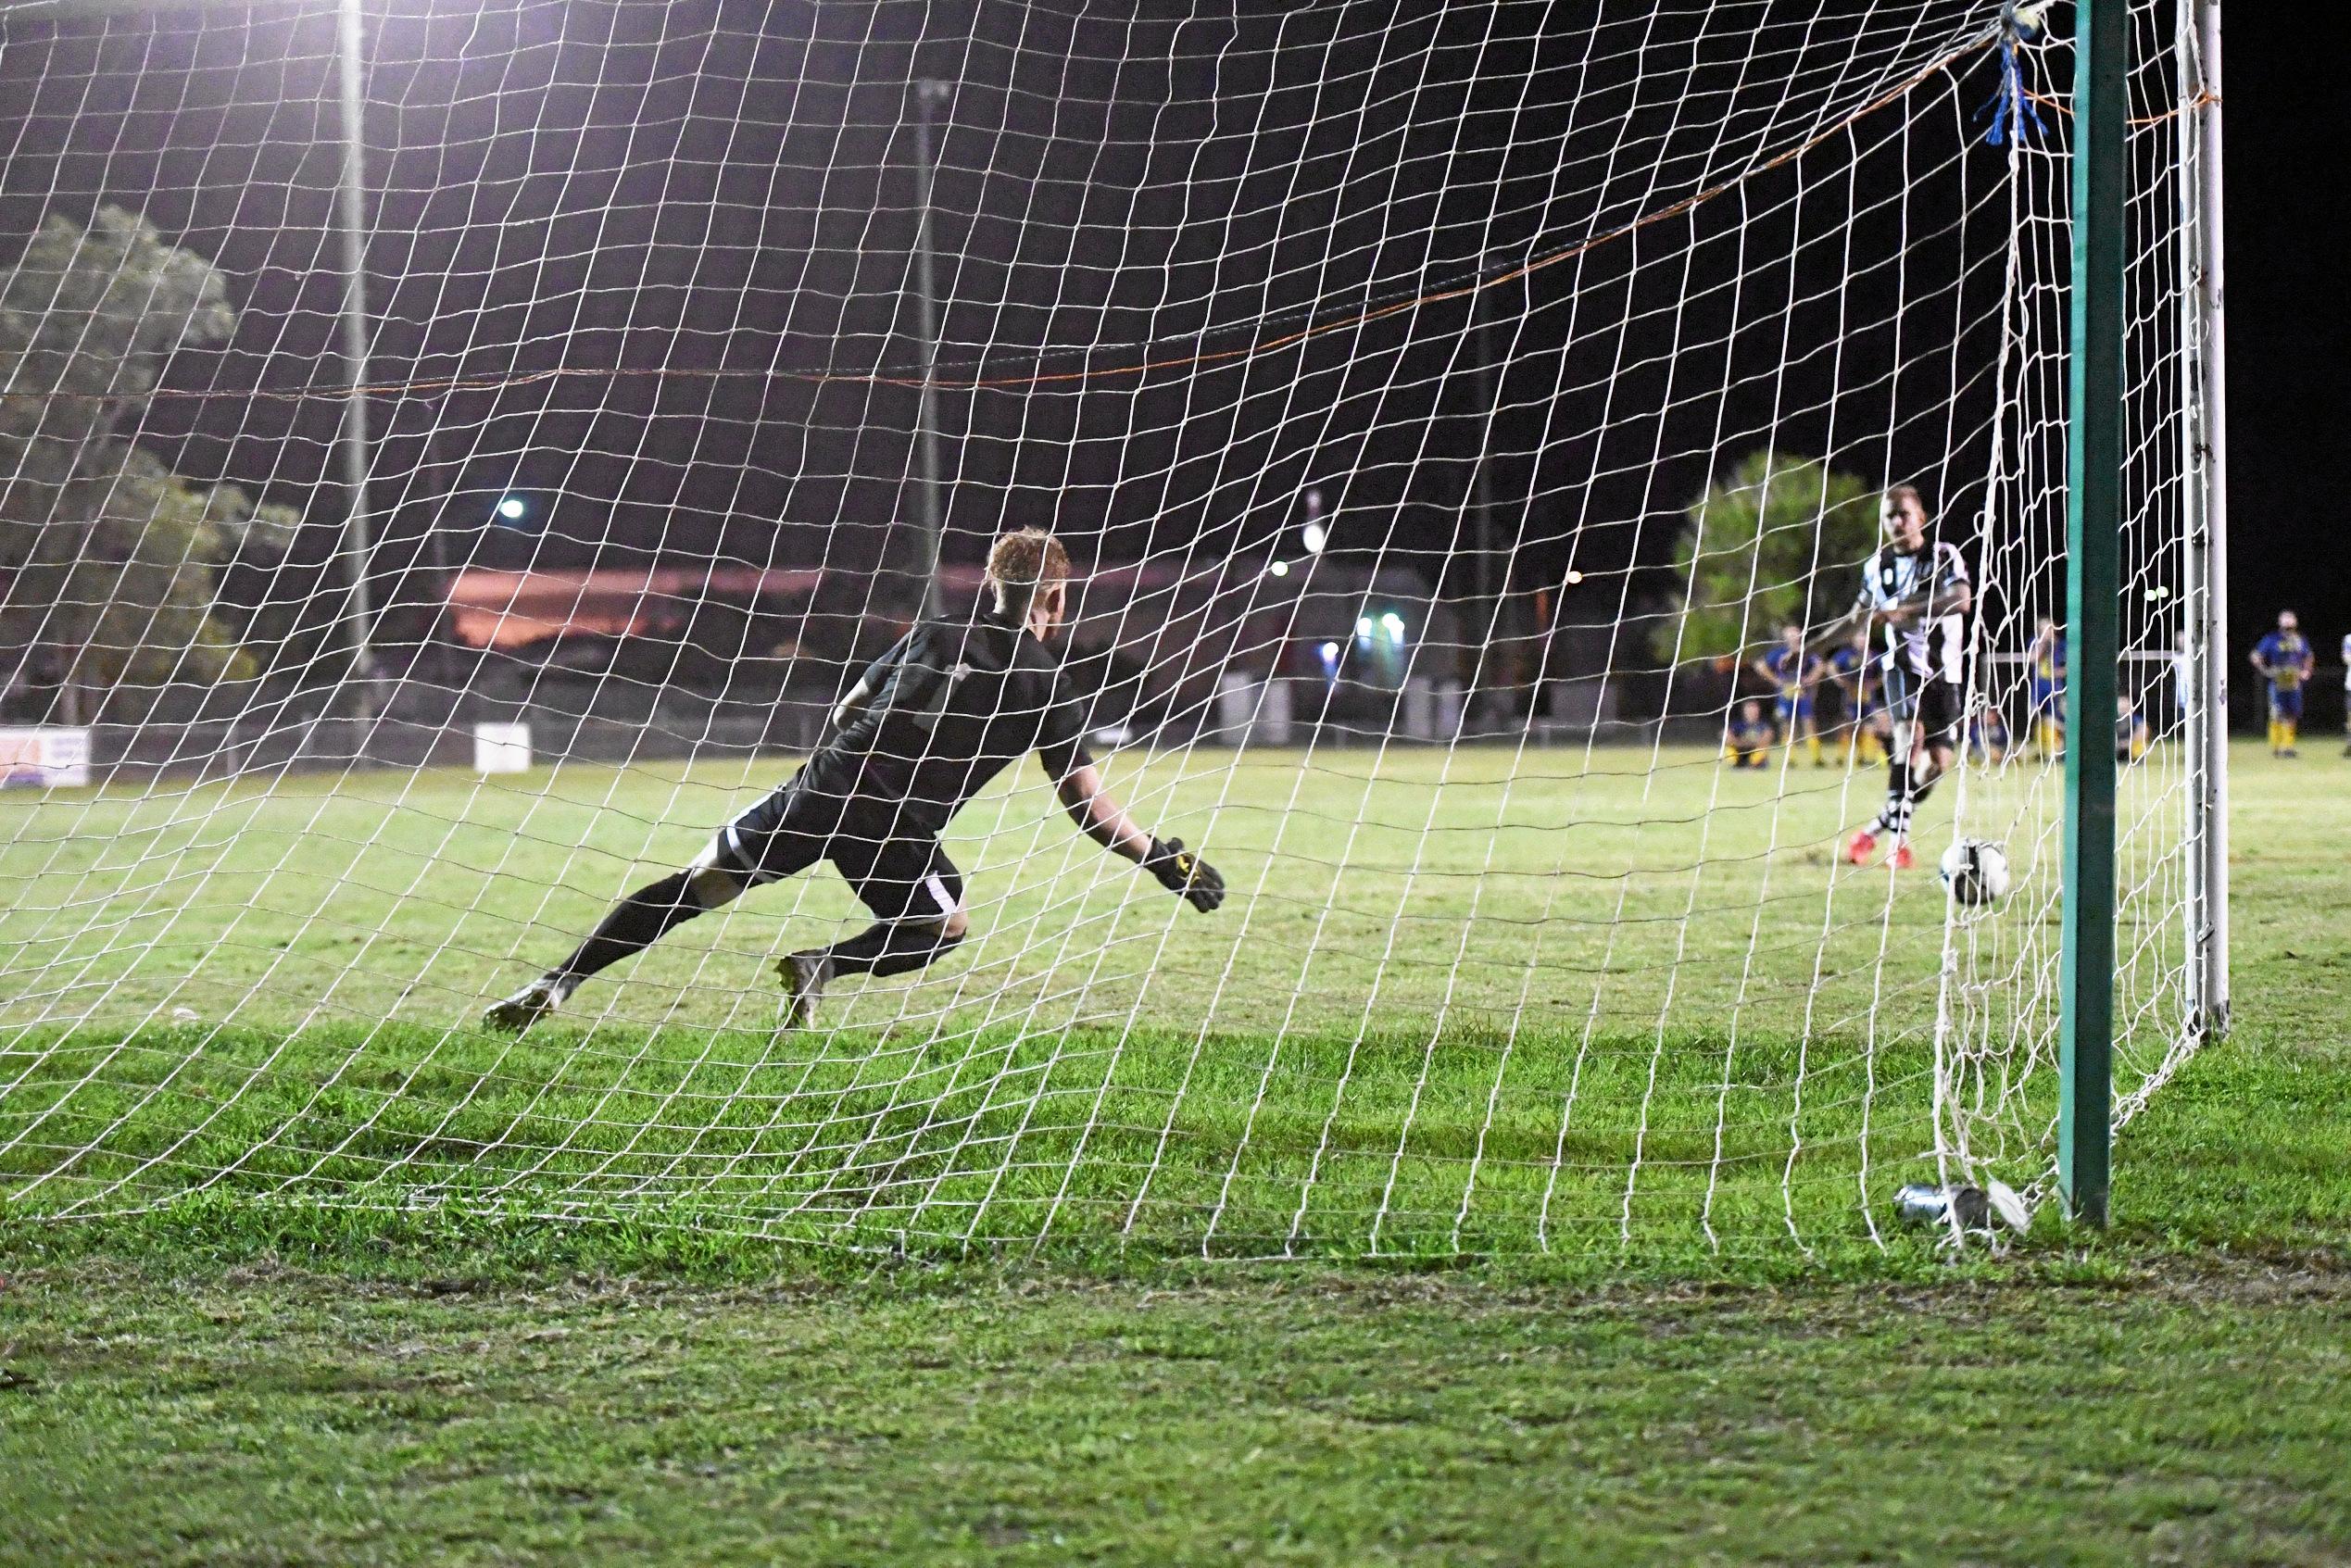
0, 0, 2213, 1256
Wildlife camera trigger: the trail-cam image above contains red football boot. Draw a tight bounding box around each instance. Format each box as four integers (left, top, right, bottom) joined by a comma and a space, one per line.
1844, 829, 1878, 865
1891, 842, 1917, 872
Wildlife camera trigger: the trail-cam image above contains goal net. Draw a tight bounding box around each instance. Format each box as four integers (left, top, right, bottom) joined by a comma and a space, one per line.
0, 0, 2219, 1258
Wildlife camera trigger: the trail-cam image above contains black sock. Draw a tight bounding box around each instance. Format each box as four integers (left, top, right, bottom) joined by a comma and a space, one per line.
821, 920, 964, 979
1873, 759, 1911, 834
552, 870, 708, 985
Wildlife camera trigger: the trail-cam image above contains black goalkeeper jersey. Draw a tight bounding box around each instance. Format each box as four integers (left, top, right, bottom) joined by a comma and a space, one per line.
790, 607, 1094, 837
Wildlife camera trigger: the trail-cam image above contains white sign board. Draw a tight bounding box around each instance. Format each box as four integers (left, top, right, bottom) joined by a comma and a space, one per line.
472, 721, 533, 774
1252, 677, 1294, 748
0, 726, 93, 789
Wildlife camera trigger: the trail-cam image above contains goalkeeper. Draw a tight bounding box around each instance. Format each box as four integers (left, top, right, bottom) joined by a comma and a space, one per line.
484, 527, 1225, 1034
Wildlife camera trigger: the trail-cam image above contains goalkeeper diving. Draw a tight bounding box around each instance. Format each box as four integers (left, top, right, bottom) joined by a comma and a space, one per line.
484, 527, 1226, 1034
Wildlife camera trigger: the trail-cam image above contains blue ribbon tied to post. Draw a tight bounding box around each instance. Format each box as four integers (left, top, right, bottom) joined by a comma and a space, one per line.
1980, 1, 2051, 147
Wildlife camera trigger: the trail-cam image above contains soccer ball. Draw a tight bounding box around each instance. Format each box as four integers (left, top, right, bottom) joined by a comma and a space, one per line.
1938, 838, 2011, 906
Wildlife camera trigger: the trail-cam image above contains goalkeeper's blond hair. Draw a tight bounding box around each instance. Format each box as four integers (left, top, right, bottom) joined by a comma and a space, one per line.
985, 527, 1072, 621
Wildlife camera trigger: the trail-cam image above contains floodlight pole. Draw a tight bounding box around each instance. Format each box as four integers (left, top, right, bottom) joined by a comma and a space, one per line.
332, 0, 378, 719
1473, 283, 1497, 713
2060, 0, 2126, 1226
911, 80, 949, 621
2179, 0, 2230, 1040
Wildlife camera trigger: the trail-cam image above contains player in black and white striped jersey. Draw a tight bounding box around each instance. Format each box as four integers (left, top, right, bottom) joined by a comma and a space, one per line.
1805, 484, 1973, 871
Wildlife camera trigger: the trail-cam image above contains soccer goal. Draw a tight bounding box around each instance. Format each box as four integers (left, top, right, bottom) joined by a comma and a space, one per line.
0, 0, 2223, 1258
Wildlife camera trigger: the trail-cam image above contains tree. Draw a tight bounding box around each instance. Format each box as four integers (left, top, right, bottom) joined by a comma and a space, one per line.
1651, 449, 1878, 667
0, 205, 295, 723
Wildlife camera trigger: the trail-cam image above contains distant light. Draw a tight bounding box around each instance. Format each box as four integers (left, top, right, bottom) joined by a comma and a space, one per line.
1303, 487, 1324, 520
1301, 521, 1327, 555
1356, 616, 1375, 638
1564, 569, 1584, 585
497, 496, 528, 521
1269, 558, 1290, 577
1380, 611, 1406, 640
1319, 640, 1340, 663
2146, 585, 2171, 601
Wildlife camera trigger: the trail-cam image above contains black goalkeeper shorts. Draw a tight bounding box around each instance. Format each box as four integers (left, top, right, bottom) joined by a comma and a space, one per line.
1880, 667, 1964, 752
705, 784, 963, 924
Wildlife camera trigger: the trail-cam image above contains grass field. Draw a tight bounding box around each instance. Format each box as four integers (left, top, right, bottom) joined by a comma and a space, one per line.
2, 739, 2188, 1257
2, 741, 2346, 1564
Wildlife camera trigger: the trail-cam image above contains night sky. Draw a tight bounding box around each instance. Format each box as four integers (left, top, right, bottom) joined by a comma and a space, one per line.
0, 0, 2323, 678
2221, 15, 2343, 646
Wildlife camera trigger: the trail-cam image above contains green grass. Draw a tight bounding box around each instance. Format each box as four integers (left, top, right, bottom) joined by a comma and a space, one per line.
2, 1258, 2345, 1566
0, 741, 2193, 1255
0, 741, 2345, 1564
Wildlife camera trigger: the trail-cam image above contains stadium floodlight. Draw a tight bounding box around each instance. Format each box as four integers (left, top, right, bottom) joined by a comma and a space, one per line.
0, 0, 2221, 1260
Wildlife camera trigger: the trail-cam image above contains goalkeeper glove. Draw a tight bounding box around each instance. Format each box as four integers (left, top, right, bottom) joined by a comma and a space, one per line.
1143, 836, 1225, 912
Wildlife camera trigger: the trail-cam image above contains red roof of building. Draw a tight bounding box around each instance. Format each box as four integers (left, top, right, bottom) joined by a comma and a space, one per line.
445, 567, 823, 649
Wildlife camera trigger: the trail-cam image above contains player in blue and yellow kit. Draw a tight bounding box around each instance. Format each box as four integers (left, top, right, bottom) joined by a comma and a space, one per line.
1751, 623, 1826, 766
2026, 615, 2066, 759
2115, 690, 2150, 764
1826, 631, 1885, 764
1724, 699, 1774, 768
1969, 701, 2011, 765
2251, 609, 2315, 758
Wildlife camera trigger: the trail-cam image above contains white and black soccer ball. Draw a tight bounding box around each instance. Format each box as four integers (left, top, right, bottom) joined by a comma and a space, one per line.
1938, 838, 2011, 906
